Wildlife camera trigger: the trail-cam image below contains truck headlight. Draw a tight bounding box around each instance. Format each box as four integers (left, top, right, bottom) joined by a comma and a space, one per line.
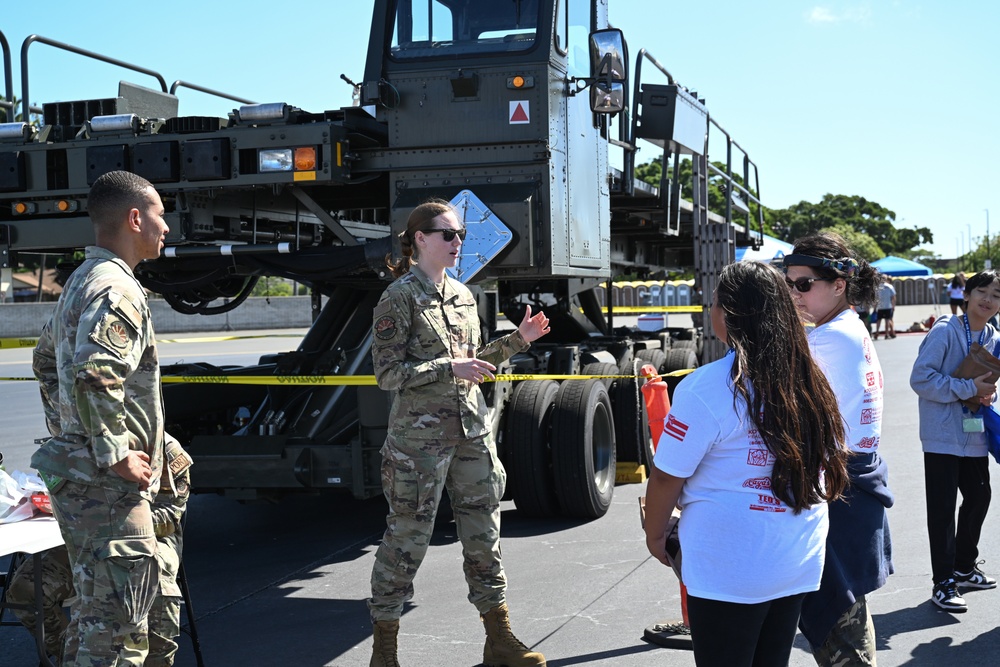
259, 148, 293, 172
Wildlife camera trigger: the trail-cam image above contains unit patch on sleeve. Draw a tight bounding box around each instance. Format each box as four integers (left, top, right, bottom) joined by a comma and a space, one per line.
374, 315, 397, 341
91, 311, 137, 357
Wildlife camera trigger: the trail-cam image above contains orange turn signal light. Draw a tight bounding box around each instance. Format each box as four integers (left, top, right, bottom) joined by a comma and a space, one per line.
14, 202, 28, 214
512, 75, 525, 89
294, 147, 317, 171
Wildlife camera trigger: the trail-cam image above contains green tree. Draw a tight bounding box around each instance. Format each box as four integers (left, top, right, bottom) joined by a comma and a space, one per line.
0, 95, 41, 125
770, 194, 932, 255
251, 277, 293, 297
634, 156, 773, 235
819, 223, 885, 262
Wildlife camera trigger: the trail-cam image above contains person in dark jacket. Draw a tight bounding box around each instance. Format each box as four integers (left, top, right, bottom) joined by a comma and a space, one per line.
786, 233, 894, 666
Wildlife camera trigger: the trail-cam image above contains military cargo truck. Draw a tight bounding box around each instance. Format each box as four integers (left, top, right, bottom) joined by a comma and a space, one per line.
0, 0, 765, 518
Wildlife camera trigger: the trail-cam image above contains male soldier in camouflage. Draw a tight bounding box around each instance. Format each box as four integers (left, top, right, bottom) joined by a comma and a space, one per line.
31, 170, 170, 666
7, 435, 193, 666
369, 199, 551, 667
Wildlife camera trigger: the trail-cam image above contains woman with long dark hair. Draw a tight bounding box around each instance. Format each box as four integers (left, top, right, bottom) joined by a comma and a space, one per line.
948, 273, 967, 315
787, 232, 894, 666
644, 261, 848, 667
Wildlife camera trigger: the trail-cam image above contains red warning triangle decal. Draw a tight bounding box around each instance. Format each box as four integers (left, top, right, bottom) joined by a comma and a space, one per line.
510, 103, 529, 123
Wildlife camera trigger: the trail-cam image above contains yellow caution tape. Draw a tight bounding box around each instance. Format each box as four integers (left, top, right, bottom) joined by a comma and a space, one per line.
0, 338, 39, 349
156, 333, 303, 344
602, 306, 703, 314
2, 368, 697, 385
0, 332, 304, 350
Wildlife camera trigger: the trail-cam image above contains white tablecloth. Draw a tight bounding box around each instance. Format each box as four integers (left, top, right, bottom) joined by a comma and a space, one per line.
0, 516, 64, 557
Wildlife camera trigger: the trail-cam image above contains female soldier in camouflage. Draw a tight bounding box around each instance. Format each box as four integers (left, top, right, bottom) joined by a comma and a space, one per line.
368, 199, 550, 667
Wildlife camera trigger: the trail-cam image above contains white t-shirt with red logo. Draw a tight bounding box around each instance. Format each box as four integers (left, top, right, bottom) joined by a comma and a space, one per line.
808, 308, 883, 453
653, 353, 829, 604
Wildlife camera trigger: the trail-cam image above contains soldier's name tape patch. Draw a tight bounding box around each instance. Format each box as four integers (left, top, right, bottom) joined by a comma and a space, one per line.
374, 315, 397, 340
109, 290, 143, 331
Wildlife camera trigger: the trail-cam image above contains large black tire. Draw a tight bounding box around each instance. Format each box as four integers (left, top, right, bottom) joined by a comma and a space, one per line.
612, 375, 654, 470
671, 339, 697, 352
504, 380, 561, 517
663, 347, 698, 373
663, 347, 699, 402
636, 348, 668, 375
551, 379, 616, 519
581, 362, 622, 389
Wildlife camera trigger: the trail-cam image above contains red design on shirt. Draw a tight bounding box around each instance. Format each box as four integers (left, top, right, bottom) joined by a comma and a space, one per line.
857, 436, 879, 449
664, 415, 689, 441
750, 493, 786, 512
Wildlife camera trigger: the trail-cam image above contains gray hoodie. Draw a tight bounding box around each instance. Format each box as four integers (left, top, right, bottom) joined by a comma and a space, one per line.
909, 314, 999, 457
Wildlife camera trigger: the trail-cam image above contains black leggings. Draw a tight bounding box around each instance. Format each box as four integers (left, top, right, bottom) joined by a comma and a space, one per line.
687, 592, 806, 667
924, 452, 991, 582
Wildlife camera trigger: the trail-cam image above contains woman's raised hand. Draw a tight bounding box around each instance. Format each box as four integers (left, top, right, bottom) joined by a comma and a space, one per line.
519, 304, 551, 343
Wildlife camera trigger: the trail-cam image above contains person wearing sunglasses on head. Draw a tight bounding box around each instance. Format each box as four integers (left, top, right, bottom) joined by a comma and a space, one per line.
784, 233, 894, 667
367, 199, 551, 667
910, 269, 1000, 614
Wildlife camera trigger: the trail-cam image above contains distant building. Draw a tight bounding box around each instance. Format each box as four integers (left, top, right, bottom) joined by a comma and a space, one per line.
8, 268, 62, 302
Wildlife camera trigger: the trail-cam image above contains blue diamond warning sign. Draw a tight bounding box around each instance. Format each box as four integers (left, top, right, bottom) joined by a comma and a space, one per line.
509, 101, 529, 124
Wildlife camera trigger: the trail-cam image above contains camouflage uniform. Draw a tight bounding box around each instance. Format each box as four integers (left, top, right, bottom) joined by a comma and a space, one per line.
6, 438, 191, 666
31, 245, 165, 667
4, 546, 73, 662
369, 264, 529, 621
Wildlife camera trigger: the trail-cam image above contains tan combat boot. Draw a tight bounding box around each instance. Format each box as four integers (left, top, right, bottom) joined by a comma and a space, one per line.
370, 619, 401, 667
481, 603, 546, 666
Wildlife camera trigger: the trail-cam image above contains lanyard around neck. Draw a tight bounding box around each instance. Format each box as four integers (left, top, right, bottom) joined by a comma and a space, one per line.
964, 314, 986, 353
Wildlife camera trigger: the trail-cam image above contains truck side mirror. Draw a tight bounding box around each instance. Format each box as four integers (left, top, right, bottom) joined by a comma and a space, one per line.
588, 28, 628, 115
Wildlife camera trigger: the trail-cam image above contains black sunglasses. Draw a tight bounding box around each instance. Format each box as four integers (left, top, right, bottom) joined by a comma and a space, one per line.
421, 228, 467, 242
785, 276, 833, 293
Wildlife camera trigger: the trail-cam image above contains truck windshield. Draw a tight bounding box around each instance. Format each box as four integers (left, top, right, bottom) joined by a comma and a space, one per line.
390, 0, 540, 60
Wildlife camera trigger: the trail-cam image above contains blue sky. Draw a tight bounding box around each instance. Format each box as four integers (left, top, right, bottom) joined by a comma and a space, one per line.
3, 0, 996, 259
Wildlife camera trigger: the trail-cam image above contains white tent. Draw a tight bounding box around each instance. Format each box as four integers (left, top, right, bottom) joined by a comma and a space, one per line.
735, 234, 794, 263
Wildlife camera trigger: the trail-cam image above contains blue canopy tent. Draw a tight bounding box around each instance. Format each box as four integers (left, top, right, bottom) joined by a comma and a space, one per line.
735, 234, 794, 264
871, 255, 933, 277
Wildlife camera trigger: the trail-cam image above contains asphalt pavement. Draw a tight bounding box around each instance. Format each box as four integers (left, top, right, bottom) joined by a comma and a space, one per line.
7, 305, 1000, 666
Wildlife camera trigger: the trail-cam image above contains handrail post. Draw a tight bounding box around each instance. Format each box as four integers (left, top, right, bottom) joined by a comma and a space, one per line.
20, 34, 169, 122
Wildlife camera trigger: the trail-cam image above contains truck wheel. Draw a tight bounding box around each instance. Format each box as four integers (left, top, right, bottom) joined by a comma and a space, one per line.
581, 362, 621, 389
636, 348, 668, 375
505, 380, 561, 518
664, 347, 698, 372
612, 376, 654, 470
551, 379, 616, 519
671, 339, 697, 352
663, 348, 699, 402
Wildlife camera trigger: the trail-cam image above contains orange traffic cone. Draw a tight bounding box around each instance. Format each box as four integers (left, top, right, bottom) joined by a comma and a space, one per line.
640, 363, 671, 447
